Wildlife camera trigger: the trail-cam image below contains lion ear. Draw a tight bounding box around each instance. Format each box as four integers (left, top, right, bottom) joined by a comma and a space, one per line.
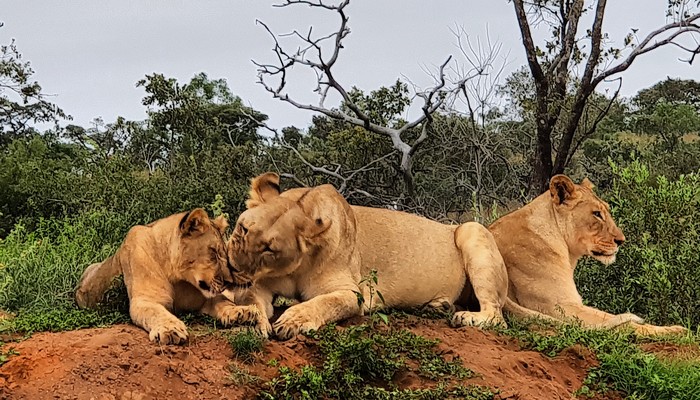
549, 175, 577, 205
246, 172, 281, 208
580, 178, 596, 190
180, 208, 211, 237
295, 185, 338, 247
297, 216, 333, 253
302, 216, 332, 240
212, 215, 229, 235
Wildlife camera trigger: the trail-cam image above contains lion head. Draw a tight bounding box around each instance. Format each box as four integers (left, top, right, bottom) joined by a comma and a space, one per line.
548, 175, 626, 265
177, 209, 251, 297
227, 172, 347, 281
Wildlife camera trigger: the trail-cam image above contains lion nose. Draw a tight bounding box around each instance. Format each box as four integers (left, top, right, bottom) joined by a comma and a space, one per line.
614, 235, 625, 246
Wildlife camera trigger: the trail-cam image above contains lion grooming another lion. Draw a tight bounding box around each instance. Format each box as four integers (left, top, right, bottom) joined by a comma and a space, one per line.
228, 172, 509, 340
75, 209, 260, 344
490, 175, 687, 336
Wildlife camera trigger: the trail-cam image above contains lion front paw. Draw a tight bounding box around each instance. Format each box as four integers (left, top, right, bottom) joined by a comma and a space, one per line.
218, 305, 261, 327
451, 310, 507, 329
273, 307, 320, 340
148, 318, 189, 345
256, 318, 273, 339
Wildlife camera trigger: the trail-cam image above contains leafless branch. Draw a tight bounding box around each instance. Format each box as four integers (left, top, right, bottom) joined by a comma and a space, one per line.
253, 0, 493, 198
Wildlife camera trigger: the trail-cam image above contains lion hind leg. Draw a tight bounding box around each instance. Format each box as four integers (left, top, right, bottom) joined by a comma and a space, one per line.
454, 222, 508, 328
628, 322, 688, 336
452, 310, 506, 328
423, 297, 456, 314
75, 256, 122, 309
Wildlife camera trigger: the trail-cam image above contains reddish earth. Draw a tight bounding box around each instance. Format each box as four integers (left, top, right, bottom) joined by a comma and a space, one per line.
1, 318, 604, 400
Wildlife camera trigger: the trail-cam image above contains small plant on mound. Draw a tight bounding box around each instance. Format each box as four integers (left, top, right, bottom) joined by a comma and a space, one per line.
260, 323, 492, 400
0, 342, 18, 366
354, 269, 390, 326
226, 329, 265, 363
500, 317, 700, 399
227, 363, 261, 385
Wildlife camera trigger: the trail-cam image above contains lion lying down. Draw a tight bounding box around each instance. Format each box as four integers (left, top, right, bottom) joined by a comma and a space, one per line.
490, 175, 687, 336
228, 173, 509, 340
75, 209, 260, 344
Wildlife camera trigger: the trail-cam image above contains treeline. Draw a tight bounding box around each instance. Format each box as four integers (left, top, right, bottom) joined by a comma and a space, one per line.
1, 70, 700, 235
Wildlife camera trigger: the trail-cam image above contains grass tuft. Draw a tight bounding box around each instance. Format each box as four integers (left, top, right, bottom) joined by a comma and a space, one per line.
226, 329, 265, 363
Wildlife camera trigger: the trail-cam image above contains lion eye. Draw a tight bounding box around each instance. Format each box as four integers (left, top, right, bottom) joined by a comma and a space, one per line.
593, 211, 603, 219
239, 224, 249, 235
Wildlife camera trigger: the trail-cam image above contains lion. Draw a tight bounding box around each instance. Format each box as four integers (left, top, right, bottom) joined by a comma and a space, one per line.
227, 172, 509, 340
489, 175, 687, 336
75, 208, 260, 344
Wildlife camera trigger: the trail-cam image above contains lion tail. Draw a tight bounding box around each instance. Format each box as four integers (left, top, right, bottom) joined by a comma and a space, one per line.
503, 297, 560, 324
75, 255, 123, 309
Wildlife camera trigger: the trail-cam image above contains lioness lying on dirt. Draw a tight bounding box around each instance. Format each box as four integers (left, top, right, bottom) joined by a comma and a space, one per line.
491, 175, 687, 336
228, 173, 508, 340
75, 209, 260, 344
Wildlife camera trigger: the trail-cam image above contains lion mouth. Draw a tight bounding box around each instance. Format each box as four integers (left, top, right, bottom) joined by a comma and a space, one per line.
591, 250, 616, 257
591, 251, 617, 266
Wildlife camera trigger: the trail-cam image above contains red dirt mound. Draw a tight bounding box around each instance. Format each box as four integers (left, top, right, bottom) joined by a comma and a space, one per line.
0, 320, 599, 400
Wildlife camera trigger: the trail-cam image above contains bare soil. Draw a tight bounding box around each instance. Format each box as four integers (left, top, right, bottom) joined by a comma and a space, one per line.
1, 318, 609, 400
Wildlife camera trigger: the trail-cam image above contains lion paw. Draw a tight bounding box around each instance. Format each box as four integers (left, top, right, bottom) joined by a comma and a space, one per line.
148, 318, 189, 345
635, 324, 688, 336
273, 307, 320, 340
451, 311, 507, 329
218, 305, 260, 327
256, 318, 273, 339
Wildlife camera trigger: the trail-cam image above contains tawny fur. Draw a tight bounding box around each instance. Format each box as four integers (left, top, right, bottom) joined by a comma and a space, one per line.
75, 209, 260, 344
228, 173, 508, 340
489, 175, 687, 336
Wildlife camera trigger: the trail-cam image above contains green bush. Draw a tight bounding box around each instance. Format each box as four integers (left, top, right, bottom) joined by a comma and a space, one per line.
576, 160, 700, 328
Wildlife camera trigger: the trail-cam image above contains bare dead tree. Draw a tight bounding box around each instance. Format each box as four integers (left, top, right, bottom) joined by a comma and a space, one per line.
512, 0, 700, 192
253, 0, 493, 198
248, 110, 398, 200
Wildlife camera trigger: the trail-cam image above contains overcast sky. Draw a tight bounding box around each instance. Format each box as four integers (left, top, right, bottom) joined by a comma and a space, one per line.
2, 1, 698, 131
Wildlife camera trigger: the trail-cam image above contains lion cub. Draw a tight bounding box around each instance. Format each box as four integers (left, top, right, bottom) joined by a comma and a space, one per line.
75, 209, 260, 344
228, 173, 509, 340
